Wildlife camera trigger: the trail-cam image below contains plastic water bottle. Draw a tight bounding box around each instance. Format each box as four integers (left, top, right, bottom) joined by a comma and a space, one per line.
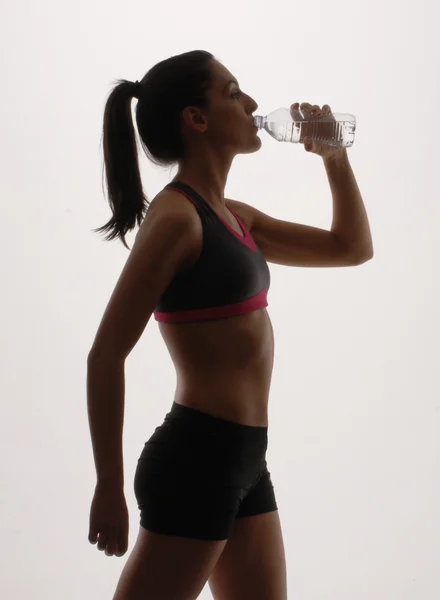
254, 107, 356, 148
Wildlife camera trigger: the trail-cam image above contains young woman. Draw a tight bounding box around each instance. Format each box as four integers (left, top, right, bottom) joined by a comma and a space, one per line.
87, 50, 373, 600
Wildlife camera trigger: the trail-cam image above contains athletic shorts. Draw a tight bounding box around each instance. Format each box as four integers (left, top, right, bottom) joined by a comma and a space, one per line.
134, 401, 278, 541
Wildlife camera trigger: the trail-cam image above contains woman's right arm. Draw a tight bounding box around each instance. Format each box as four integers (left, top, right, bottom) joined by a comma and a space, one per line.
87, 355, 126, 490
86, 191, 199, 490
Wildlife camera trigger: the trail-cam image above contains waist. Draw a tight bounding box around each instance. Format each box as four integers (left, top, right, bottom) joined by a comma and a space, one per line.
173, 361, 272, 427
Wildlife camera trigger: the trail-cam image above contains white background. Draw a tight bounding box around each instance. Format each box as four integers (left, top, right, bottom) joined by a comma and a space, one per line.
2, 0, 439, 598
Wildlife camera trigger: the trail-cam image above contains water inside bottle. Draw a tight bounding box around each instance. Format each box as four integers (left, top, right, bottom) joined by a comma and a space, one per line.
288, 119, 355, 147
254, 113, 356, 148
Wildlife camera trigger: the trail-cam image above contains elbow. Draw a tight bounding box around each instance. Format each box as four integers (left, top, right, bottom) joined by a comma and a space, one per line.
354, 251, 374, 265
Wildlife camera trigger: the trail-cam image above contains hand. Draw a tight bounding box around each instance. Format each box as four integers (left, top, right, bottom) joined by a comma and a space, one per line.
290, 102, 347, 160
88, 485, 129, 557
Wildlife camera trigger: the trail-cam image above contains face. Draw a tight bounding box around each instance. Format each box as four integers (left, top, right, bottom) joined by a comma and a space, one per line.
182, 61, 262, 155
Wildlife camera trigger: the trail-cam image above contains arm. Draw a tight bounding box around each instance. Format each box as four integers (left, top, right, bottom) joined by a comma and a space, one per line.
87, 355, 125, 490
85, 190, 199, 490
324, 149, 374, 259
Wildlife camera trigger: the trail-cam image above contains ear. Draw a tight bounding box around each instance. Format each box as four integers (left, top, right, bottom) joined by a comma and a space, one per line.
182, 106, 208, 132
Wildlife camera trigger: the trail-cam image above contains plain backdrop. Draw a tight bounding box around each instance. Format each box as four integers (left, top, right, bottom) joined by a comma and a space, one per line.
2, 0, 439, 598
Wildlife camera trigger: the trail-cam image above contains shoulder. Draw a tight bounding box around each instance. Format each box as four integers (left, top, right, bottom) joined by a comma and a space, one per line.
225, 198, 255, 233
145, 189, 201, 224
135, 189, 201, 244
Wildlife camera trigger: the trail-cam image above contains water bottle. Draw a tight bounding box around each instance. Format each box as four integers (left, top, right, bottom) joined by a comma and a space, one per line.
254, 107, 356, 148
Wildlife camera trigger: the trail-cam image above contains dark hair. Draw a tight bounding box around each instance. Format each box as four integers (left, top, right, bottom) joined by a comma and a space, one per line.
92, 50, 216, 250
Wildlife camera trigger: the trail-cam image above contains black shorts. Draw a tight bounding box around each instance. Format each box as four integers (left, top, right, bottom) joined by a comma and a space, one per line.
134, 401, 278, 541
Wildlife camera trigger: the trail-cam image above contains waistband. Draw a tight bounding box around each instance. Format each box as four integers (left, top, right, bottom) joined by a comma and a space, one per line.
165, 401, 268, 438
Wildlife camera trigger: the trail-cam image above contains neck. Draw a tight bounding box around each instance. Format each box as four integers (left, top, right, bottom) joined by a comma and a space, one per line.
173, 151, 234, 209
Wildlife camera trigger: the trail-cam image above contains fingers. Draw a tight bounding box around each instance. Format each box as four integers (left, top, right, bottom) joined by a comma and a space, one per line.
291, 103, 332, 116
97, 532, 108, 551
98, 531, 119, 556
96, 532, 127, 557
88, 531, 98, 545
105, 545, 117, 557
301, 103, 319, 112
115, 543, 127, 557
118, 532, 128, 556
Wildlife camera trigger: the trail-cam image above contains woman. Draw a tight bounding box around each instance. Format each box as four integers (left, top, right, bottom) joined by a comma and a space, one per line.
87, 50, 373, 600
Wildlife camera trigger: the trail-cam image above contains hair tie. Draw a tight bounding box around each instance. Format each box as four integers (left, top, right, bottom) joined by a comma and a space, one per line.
134, 80, 142, 98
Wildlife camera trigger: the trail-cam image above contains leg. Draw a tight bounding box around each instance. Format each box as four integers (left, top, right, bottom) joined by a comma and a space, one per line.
125, 402, 270, 598
112, 524, 227, 600
208, 510, 287, 600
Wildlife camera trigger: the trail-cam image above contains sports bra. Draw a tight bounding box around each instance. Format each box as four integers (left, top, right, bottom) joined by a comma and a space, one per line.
153, 181, 271, 324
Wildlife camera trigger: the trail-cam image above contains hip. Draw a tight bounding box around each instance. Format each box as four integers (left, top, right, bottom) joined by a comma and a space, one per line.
135, 401, 269, 486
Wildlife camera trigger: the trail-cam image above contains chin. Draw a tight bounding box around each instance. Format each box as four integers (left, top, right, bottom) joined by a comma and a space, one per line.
246, 135, 262, 153
231, 134, 262, 157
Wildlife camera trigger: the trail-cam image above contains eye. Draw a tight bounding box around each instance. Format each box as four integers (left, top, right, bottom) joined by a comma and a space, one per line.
231, 90, 242, 99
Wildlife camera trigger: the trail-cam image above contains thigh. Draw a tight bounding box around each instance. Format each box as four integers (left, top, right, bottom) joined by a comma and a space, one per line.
208, 510, 287, 600
112, 525, 227, 600
134, 464, 241, 541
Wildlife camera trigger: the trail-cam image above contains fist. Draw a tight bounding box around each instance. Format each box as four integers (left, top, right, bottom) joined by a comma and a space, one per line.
290, 102, 334, 141
290, 102, 345, 159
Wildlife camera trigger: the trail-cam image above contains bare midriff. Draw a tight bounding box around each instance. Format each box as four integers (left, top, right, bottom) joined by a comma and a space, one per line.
158, 307, 274, 427
156, 192, 274, 427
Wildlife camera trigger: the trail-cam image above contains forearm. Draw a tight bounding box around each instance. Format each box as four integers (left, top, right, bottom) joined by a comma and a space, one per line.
87, 355, 125, 490
324, 150, 374, 259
